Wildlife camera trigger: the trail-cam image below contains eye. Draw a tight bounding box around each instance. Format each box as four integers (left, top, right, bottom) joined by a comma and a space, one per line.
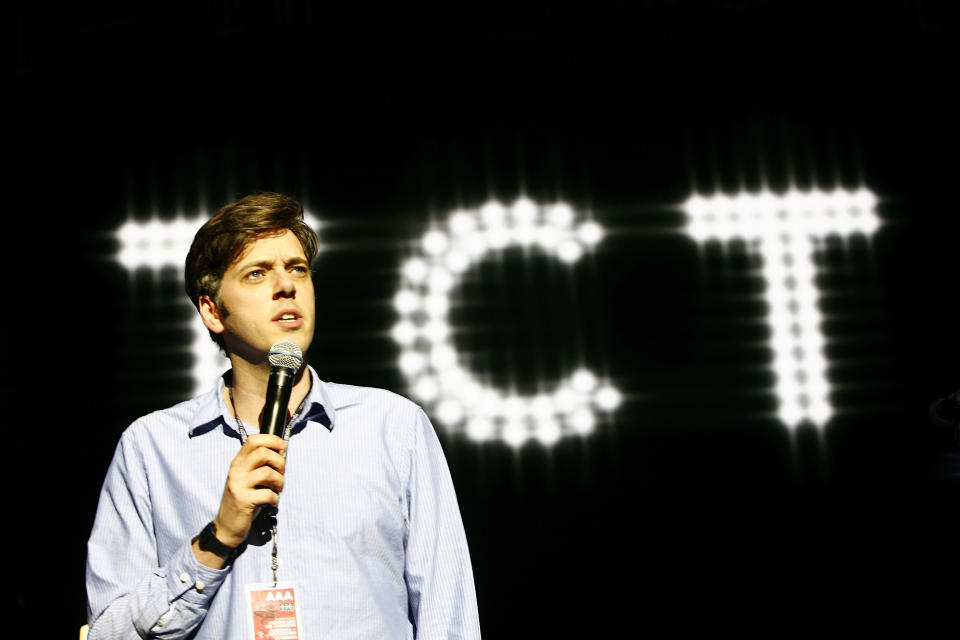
246, 269, 266, 280
291, 265, 310, 275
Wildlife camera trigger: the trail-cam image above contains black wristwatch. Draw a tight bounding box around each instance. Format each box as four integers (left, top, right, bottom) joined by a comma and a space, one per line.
194, 521, 246, 562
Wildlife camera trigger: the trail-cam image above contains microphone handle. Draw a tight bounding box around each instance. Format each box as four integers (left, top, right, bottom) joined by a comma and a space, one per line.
261, 366, 296, 436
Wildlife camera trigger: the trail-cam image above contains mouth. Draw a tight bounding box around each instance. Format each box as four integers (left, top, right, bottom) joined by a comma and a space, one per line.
274, 311, 303, 328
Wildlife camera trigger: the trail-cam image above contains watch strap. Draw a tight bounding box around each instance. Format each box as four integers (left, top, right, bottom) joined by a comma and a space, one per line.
194, 521, 246, 562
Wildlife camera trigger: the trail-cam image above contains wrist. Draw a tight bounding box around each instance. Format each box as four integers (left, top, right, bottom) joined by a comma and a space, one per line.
210, 517, 248, 549
194, 521, 247, 561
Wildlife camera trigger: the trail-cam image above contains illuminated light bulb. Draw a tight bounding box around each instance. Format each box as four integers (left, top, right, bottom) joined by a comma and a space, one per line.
511, 222, 539, 246
502, 396, 528, 422
859, 215, 880, 235
444, 249, 470, 274
510, 198, 538, 224
413, 376, 440, 402
533, 225, 563, 250
402, 258, 429, 284
436, 399, 465, 426
427, 267, 454, 293
529, 395, 557, 419
449, 211, 477, 235
422, 229, 449, 255
476, 389, 502, 418
803, 352, 828, 377
502, 420, 529, 447
461, 231, 489, 257
571, 369, 598, 394
453, 379, 483, 405
594, 386, 622, 411
393, 290, 421, 315
684, 195, 707, 217
398, 351, 427, 375
685, 221, 708, 243
808, 399, 832, 425
421, 320, 450, 343
546, 204, 574, 227
712, 194, 734, 217
480, 202, 506, 228
553, 387, 579, 413
778, 400, 804, 427
556, 240, 583, 264
486, 226, 511, 250
852, 187, 877, 210
568, 407, 595, 434
576, 221, 604, 245
437, 367, 469, 395
423, 293, 449, 318
466, 417, 495, 441
391, 321, 418, 346
429, 344, 458, 371
534, 417, 562, 446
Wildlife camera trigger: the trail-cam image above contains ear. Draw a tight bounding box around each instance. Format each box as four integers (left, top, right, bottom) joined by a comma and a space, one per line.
198, 295, 225, 335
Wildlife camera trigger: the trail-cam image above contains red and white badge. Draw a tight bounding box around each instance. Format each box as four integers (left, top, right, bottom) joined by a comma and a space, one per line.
246, 582, 304, 640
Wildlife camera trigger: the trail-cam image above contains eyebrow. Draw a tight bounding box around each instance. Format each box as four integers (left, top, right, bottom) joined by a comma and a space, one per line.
238, 256, 309, 271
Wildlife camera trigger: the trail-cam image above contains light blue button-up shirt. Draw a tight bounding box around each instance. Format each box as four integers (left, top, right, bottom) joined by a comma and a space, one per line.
86, 368, 481, 639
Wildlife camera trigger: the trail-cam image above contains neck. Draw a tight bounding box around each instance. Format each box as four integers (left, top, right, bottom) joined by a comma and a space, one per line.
224, 355, 311, 428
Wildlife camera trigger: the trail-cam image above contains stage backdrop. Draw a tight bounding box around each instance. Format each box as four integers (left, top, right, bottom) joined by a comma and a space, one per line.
10, 2, 960, 637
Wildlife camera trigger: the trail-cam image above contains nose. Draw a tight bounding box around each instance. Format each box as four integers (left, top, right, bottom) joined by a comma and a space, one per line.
273, 268, 296, 299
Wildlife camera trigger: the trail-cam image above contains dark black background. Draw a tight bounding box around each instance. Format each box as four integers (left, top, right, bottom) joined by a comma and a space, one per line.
8, 1, 960, 636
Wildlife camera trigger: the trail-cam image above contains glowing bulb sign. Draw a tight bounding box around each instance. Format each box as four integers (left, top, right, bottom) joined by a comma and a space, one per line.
114, 188, 880, 445
684, 188, 879, 429
393, 200, 620, 446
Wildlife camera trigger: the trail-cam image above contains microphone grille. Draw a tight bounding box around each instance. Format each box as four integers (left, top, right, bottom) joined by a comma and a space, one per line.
268, 341, 304, 371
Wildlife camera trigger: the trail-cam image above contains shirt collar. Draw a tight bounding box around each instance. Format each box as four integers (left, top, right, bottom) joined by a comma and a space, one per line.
189, 365, 336, 439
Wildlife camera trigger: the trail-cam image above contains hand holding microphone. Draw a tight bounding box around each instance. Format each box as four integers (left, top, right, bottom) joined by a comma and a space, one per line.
197, 342, 304, 567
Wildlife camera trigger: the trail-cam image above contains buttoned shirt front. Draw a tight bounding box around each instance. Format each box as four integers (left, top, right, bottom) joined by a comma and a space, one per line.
86, 368, 481, 639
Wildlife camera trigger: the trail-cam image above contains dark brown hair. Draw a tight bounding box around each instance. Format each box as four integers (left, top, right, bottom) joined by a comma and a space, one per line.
185, 192, 319, 350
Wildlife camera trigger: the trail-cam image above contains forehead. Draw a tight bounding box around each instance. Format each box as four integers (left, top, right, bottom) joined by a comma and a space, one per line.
231, 229, 307, 266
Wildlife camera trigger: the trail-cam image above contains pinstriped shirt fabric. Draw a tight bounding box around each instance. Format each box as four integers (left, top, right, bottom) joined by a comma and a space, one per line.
85, 367, 481, 639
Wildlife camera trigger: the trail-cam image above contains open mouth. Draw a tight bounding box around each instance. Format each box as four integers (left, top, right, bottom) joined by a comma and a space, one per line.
275, 312, 302, 327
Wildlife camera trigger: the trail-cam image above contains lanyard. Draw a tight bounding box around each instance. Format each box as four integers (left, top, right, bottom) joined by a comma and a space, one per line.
228, 385, 307, 587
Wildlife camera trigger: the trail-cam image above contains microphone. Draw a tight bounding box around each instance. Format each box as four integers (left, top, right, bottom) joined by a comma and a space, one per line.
260, 341, 305, 437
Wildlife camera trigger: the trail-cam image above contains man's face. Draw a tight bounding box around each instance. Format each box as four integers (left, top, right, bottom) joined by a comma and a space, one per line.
200, 229, 315, 363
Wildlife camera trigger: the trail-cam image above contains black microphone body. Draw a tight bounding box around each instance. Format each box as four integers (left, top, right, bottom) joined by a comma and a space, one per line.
260, 365, 296, 436
259, 340, 305, 437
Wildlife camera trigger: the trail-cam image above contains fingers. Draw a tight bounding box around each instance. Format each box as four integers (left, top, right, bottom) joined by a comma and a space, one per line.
233, 444, 287, 477
213, 435, 290, 546
251, 486, 282, 507
242, 434, 287, 458
244, 433, 287, 450
249, 465, 286, 495
228, 437, 288, 495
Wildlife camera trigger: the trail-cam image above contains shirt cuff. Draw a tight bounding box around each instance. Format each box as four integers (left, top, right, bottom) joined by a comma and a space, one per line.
162, 539, 231, 607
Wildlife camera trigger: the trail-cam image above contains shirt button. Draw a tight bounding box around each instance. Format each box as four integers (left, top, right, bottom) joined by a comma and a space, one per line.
179, 572, 190, 583
195, 581, 205, 591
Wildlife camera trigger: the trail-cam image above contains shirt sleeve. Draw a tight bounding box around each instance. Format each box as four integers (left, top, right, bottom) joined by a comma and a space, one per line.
403, 408, 482, 639
85, 429, 231, 639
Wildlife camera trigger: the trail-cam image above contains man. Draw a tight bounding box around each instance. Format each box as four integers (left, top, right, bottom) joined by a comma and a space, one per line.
86, 192, 481, 639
